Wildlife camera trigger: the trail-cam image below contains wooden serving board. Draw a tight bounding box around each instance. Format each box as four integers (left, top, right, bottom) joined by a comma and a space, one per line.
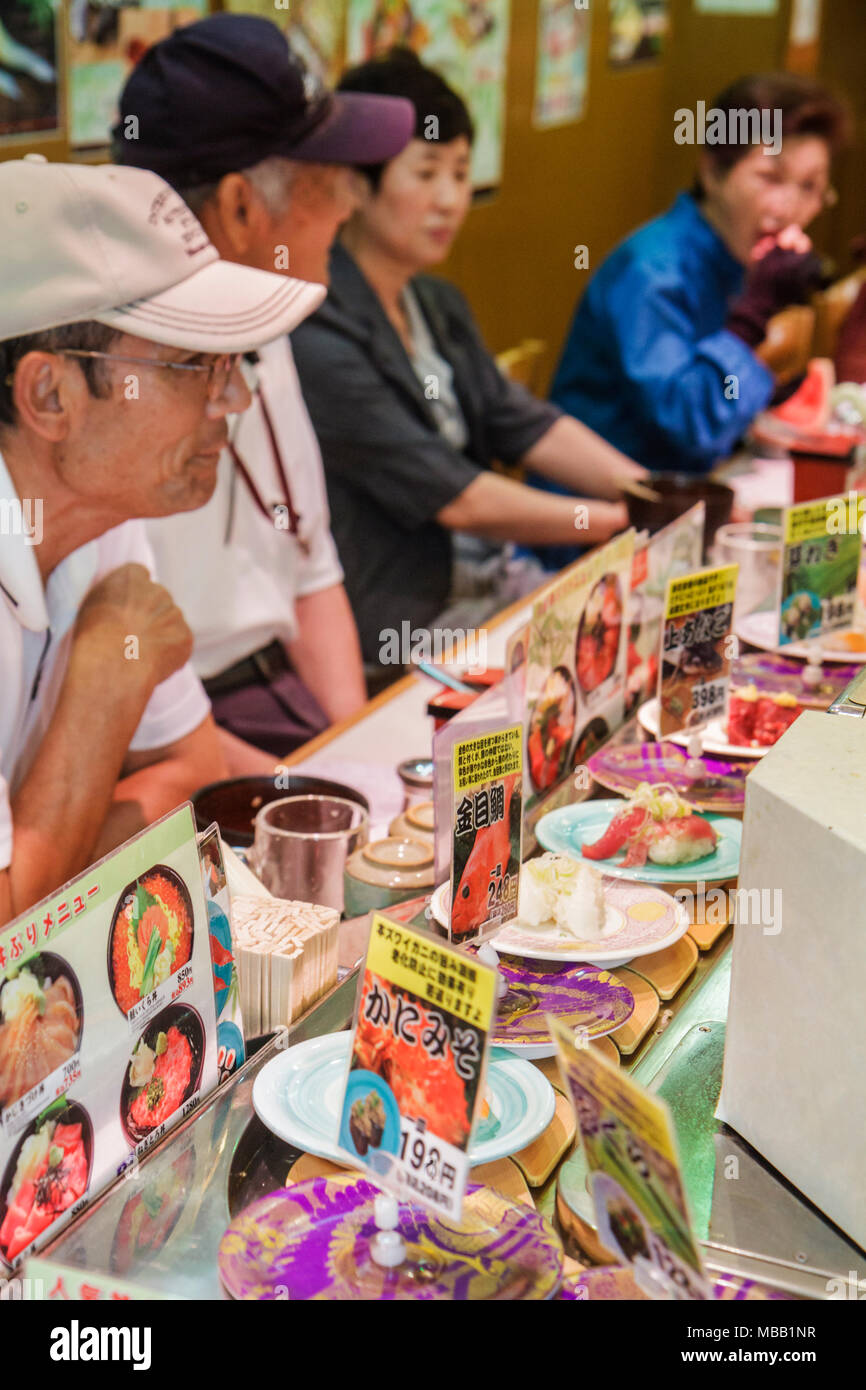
470, 1157, 535, 1207
686, 879, 735, 952
629, 934, 698, 1000
609, 968, 660, 1055
590, 1035, 620, 1065
511, 1092, 576, 1188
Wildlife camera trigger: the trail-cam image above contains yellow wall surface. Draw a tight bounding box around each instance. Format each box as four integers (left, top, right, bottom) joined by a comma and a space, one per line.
2, 0, 864, 397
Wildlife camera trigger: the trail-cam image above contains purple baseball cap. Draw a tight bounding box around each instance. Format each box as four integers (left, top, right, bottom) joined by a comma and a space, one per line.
113, 13, 414, 186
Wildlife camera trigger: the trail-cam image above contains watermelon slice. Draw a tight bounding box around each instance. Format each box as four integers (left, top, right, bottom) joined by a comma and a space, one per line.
772, 359, 835, 431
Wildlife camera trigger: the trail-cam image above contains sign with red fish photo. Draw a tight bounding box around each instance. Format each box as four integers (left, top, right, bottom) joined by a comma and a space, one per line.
525, 531, 634, 847
450, 725, 523, 943
658, 565, 738, 738
338, 915, 496, 1219
0, 806, 217, 1269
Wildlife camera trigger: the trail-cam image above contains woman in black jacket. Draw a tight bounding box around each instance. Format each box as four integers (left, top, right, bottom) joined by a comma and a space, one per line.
292, 49, 645, 671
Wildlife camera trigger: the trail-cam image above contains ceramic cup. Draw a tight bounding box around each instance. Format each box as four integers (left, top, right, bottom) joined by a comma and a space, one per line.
250, 795, 369, 914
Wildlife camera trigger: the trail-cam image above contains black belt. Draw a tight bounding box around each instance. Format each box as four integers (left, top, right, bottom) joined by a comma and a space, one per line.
203, 641, 290, 697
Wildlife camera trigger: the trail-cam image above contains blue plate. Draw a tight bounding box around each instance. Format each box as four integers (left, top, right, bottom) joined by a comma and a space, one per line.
253, 1034, 555, 1168
536, 799, 741, 884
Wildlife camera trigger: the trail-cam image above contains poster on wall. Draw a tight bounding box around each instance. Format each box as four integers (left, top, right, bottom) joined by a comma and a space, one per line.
694, 0, 777, 12
346, 0, 511, 191
0, 0, 61, 140
608, 0, 667, 67
533, 0, 590, 130
225, 0, 346, 85
67, 1, 206, 150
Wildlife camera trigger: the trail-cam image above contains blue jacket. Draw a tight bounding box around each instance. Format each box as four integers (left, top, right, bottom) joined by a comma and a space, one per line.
550, 193, 774, 473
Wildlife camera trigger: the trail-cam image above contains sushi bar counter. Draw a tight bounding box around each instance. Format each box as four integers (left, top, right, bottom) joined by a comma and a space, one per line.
36, 858, 863, 1298
11, 510, 866, 1301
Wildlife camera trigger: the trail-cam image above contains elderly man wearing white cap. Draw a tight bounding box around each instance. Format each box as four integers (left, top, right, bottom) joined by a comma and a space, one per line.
0, 157, 325, 925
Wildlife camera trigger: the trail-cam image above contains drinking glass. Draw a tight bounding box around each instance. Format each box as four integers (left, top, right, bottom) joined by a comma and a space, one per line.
711, 522, 783, 624
250, 795, 369, 913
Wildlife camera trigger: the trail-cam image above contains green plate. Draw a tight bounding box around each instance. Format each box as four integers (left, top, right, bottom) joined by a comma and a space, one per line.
536, 800, 741, 885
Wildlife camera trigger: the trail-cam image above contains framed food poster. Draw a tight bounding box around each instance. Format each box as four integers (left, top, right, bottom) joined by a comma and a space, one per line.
550, 1016, 710, 1299
777, 495, 863, 646
525, 530, 634, 847
450, 725, 522, 943
658, 565, 738, 738
338, 915, 495, 1219
0, 806, 217, 1270
198, 823, 245, 1084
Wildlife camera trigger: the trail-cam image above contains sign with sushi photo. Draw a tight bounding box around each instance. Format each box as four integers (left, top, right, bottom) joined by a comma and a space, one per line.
338, 914, 496, 1219
449, 725, 523, 944
0, 805, 218, 1269
525, 530, 634, 848
777, 495, 863, 647
549, 1016, 710, 1300
658, 565, 738, 738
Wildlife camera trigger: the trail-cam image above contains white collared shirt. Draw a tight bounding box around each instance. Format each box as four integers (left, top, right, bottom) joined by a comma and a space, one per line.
145, 338, 343, 681
0, 451, 210, 873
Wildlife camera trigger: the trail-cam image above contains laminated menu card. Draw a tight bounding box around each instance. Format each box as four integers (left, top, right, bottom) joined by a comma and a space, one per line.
658, 565, 738, 737
338, 914, 496, 1219
0, 805, 217, 1269
777, 494, 863, 645
550, 1016, 710, 1299
449, 725, 523, 944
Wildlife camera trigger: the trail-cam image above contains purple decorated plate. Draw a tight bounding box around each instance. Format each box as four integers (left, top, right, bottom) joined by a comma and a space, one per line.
219, 1174, 564, 1300
733, 651, 859, 706
490, 957, 634, 1059
557, 1265, 791, 1301
587, 740, 749, 814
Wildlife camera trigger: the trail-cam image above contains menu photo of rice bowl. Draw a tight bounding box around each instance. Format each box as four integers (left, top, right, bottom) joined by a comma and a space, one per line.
121, 1005, 206, 1146
0, 1098, 93, 1266
108, 865, 194, 1016
0, 953, 82, 1112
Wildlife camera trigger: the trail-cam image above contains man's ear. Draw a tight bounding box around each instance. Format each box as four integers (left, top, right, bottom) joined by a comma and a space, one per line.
205, 173, 270, 260
12, 353, 74, 443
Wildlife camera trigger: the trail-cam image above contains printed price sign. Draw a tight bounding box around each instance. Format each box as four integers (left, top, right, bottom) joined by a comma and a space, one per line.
198, 824, 245, 1083
450, 725, 523, 943
778, 495, 863, 646
549, 1016, 710, 1300
0, 806, 217, 1270
658, 565, 738, 737
338, 915, 496, 1219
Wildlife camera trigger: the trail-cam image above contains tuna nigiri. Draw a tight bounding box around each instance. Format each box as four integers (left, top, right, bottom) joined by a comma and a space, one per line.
582, 784, 718, 868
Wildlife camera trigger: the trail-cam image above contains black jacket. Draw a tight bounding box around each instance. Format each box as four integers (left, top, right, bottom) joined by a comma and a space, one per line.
292, 243, 560, 664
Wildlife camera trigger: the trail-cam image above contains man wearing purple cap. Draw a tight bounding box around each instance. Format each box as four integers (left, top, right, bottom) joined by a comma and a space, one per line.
115, 15, 414, 766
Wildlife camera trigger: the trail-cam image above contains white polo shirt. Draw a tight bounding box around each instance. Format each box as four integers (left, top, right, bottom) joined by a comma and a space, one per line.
0, 451, 210, 873
145, 338, 343, 681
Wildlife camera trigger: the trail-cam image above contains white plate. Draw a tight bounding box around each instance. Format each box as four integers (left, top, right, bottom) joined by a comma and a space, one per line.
430, 878, 690, 970
737, 610, 866, 664
637, 697, 766, 760
253, 1032, 555, 1168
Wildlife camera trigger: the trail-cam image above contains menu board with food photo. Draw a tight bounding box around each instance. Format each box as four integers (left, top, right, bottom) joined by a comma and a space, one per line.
450, 725, 523, 944
338, 915, 495, 1219
525, 531, 634, 842
0, 806, 217, 1269
626, 505, 705, 720
658, 565, 738, 738
198, 824, 245, 1084
550, 1016, 710, 1300
778, 495, 863, 647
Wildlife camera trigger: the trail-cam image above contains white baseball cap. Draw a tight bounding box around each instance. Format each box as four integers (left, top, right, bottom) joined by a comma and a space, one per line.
0, 156, 326, 351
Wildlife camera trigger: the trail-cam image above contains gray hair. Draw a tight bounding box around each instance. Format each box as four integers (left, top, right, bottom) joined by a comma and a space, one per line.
178, 156, 298, 219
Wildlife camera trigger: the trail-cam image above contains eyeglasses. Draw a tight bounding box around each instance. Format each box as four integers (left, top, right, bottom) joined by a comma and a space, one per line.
57, 349, 243, 403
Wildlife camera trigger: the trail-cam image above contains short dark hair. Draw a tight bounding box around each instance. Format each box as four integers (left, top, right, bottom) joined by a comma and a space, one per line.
338, 47, 474, 191
694, 72, 850, 196
0, 321, 118, 428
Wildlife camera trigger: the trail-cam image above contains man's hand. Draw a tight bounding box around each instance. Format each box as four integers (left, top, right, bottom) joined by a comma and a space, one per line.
72, 563, 193, 691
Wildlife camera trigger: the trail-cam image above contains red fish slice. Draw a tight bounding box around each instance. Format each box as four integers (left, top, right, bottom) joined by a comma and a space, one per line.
581, 806, 649, 861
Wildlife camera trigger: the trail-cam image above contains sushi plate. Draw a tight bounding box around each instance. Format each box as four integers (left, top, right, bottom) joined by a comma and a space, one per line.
252, 1033, 555, 1168
490, 957, 634, 1057
586, 740, 748, 814
535, 800, 742, 887
219, 1174, 564, 1300
736, 610, 866, 664
430, 879, 690, 970
637, 696, 766, 760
